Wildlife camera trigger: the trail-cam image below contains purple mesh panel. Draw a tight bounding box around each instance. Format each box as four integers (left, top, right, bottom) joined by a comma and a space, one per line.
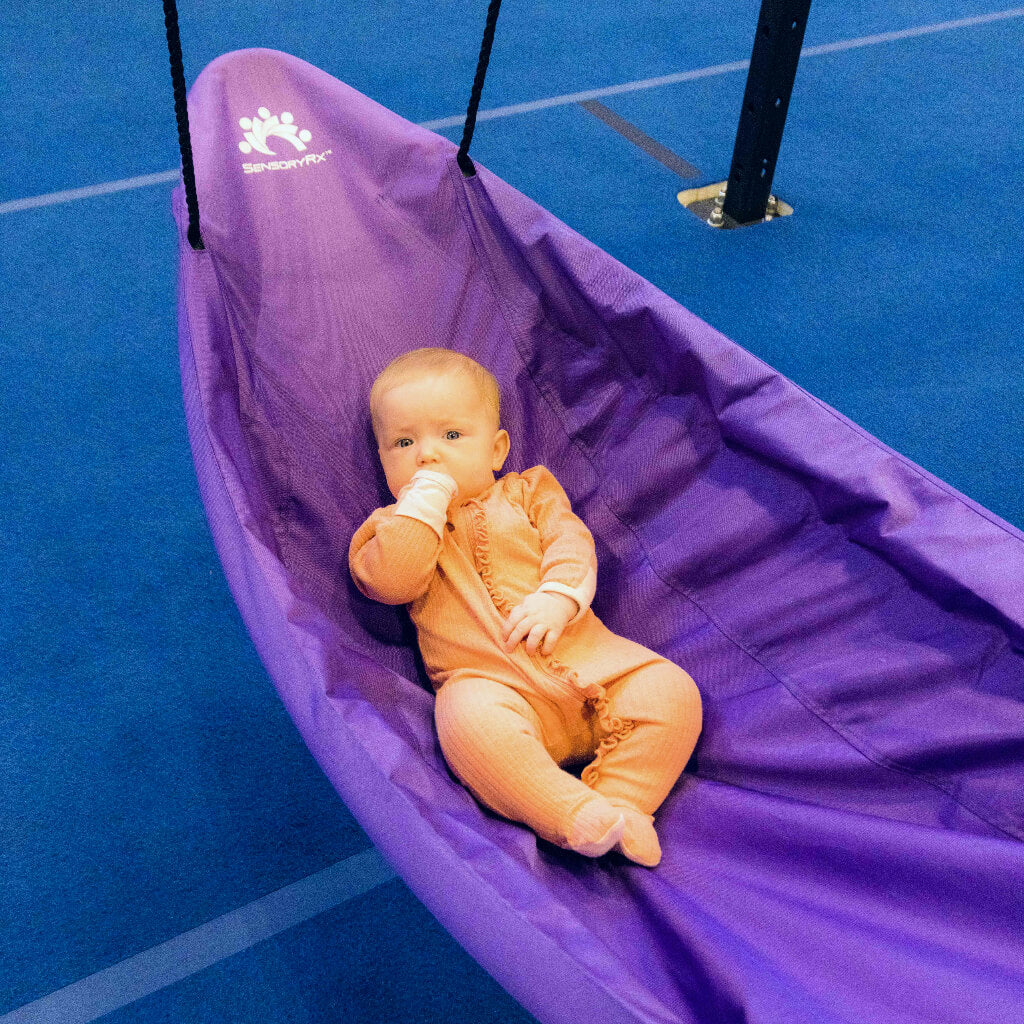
174, 48, 1024, 1024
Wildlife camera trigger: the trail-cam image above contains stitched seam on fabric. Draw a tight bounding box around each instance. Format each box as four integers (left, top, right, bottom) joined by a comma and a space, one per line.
250, 366, 297, 572
245, 349, 377, 524
444, 156, 1022, 843
742, 355, 1024, 546
200, 244, 298, 567
974, 635, 1013, 687
199, 249, 287, 564
375, 192, 450, 259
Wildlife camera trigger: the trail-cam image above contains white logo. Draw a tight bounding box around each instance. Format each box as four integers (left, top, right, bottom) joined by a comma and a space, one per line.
238, 108, 313, 155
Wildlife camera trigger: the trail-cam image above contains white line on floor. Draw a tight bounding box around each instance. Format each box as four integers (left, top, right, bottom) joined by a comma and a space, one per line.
0, 850, 396, 1024
3, 7, 1022, 217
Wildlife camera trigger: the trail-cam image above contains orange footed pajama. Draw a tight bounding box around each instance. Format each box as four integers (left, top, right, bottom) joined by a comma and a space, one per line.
434, 658, 702, 867
348, 465, 704, 867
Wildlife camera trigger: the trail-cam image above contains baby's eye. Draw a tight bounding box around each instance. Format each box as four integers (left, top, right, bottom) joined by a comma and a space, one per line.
446, 430, 461, 440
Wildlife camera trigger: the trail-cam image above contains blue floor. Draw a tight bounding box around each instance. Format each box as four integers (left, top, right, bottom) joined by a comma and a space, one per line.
2, 2, 1022, 1021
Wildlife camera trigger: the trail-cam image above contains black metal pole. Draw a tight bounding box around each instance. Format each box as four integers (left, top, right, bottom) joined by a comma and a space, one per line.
721, 0, 812, 226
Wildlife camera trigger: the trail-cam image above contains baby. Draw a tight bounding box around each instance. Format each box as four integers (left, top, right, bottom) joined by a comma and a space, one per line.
348, 348, 703, 867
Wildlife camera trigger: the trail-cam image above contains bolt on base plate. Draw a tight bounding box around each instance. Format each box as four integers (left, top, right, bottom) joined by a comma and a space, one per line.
677, 182, 793, 228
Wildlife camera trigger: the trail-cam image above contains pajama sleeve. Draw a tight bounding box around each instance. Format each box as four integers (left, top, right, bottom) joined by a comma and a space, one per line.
348, 471, 457, 605
519, 465, 598, 627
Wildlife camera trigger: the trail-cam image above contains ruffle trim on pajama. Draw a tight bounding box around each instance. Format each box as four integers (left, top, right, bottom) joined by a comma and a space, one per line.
467, 500, 637, 788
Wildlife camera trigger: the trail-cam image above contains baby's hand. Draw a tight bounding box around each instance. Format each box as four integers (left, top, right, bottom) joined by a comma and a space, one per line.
503, 592, 579, 656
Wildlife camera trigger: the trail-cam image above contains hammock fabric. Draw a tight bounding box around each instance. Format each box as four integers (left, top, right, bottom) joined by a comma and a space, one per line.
173, 48, 1024, 1024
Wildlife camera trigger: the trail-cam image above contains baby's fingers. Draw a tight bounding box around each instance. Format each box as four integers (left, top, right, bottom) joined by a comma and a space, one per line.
504, 615, 531, 652
541, 628, 562, 656
503, 607, 523, 642
524, 623, 547, 656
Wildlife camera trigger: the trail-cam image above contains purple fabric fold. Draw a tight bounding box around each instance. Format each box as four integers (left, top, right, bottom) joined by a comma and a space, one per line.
174, 47, 1024, 1024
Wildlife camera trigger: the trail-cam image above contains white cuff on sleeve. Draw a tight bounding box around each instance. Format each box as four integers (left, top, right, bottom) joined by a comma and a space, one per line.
393, 470, 459, 541
537, 565, 597, 627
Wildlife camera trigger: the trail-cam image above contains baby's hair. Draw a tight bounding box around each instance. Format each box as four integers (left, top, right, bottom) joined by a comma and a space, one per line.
370, 347, 502, 446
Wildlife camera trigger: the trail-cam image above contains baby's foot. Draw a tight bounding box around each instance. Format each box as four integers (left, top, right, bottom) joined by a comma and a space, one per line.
562, 796, 626, 858
610, 804, 662, 867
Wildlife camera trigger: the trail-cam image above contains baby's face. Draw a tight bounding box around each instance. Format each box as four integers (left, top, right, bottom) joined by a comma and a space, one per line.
376, 372, 510, 507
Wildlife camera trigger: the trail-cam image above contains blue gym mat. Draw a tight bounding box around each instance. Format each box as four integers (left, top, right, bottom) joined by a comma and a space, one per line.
2, 3, 1021, 1021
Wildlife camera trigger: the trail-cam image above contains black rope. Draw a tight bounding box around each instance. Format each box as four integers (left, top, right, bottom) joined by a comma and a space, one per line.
457, 0, 503, 178
163, 0, 204, 250
164, 0, 499, 236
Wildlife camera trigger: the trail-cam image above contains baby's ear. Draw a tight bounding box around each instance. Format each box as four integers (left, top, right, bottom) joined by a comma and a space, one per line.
493, 429, 511, 469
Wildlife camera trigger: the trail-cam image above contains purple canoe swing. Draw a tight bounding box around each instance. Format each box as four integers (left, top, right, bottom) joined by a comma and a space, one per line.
164, 3, 1024, 1022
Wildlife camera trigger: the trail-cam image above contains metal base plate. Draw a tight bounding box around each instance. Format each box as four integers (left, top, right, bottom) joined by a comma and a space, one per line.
678, 182, 793, 229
